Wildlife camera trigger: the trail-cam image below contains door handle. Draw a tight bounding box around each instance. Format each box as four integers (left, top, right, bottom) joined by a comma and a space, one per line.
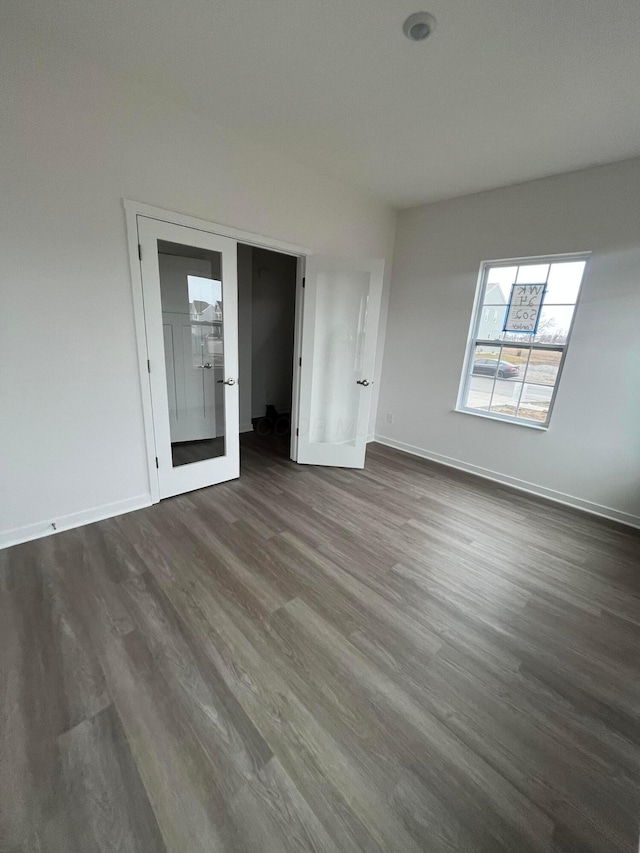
217, 378, 236, 385
356, 379, 371, 386
196, 363, 213, 369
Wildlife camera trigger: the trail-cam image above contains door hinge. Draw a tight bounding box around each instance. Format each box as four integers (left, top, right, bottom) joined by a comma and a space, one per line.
299, 357, 302, 367
147, 359, 151, 373
138, 244, 142, 261
296, 428, 299, 437
155, 457, 159, 469
302, 277, 305, 288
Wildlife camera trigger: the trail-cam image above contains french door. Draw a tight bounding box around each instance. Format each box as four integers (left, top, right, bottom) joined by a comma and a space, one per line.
137, 216, 239, 498
134, 208, 385, 500
296, 255, 384, 468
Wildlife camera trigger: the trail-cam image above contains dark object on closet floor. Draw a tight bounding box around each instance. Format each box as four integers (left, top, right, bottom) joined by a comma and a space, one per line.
256, 405, 291, 437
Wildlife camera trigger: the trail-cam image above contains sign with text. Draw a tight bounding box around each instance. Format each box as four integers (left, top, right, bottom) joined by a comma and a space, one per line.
503, 283, 546, 333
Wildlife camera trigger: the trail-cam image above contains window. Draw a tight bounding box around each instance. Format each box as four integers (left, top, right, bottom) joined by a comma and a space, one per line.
457, 254, 589, 427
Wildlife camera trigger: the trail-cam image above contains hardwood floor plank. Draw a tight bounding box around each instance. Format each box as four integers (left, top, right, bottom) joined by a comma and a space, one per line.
277, 596, 555, 851
118, 570, 273, 780
2, 433, 639, 852
81, 519, 148, 583
157, 496, 290, 615
267, 531, 443, 655
234, 482, 398, 573
0, 537, 110, 850
393, 768, 526, 853
145, 560, 423, 853
101, 630, 235, 852
56, 705, 167, 852
211, 588, 407, 798
227, 757, 337, 853
50, 528, 135, 648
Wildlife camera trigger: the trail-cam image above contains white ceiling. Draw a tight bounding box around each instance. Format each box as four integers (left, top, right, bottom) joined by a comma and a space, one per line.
6, 0, 640, 207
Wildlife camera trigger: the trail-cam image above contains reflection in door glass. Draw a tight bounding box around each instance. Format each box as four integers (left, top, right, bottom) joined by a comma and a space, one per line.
157, 240, 227, 468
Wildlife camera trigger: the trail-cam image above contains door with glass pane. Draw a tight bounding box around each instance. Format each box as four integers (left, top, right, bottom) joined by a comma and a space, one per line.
297, 256, 384, 468
137, 216, 239, 498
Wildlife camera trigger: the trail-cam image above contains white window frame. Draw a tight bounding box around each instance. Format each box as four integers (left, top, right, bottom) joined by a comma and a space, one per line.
456, 252, 590, 430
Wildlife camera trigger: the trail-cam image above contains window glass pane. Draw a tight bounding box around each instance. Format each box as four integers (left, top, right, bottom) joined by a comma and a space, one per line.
466, 344, 500, 411
470, 344, 502, 373
467, 376, 495, 412
502, 330, 533, 344
489, 382, 523, 417
533, 305, 575, 344
483, 267, 516, 305
545, 261, 585, 304
516, 383, 552, 423
524, 349, 561, 386
498, 345, 526, 381
516, 264, 549, 284
477, 305, 506, 341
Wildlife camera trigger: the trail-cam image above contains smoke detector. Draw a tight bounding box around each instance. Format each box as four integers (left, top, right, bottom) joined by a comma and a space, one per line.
403, 12, 437, 42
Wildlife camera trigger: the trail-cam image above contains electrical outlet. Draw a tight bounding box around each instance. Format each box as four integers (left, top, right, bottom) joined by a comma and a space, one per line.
386, 412, 394, 424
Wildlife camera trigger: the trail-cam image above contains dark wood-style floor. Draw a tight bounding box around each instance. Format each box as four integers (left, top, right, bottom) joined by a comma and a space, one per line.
2, 435, 640, 853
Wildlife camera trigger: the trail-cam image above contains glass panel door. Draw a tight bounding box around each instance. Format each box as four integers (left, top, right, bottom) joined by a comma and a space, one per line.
157, 245, 226, 466
138, 217, 239, 498
297, 255, 384, 468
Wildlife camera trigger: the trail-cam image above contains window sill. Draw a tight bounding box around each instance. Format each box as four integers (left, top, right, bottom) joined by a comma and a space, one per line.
454, 407, 549, 431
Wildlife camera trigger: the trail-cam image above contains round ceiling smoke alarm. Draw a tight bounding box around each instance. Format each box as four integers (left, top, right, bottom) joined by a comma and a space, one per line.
403, 12, 437, 41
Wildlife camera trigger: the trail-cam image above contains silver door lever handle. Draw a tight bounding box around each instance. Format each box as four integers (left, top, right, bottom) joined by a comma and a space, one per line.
356, 379, 370, 386
217, 378, 236, 385
196, 363, 213, 369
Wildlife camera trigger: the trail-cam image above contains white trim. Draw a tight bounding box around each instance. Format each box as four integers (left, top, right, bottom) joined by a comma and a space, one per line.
124, 204, 160, 503
453, 407, 548, 430
374, 435, 640, 530
123, 200, 310, 257
289, 256, 306, 461
474, 250, 592, 266
0, 495, 152, 550
240, 422, 254, 434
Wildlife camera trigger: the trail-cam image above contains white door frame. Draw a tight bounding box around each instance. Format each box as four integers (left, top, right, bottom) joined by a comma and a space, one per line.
124, 199, 310, 504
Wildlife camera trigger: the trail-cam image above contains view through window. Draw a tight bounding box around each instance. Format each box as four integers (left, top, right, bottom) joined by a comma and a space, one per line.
458, 255, 589, 426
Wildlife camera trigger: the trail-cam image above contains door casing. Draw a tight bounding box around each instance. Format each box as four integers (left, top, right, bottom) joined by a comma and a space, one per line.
124, 199, 309, 504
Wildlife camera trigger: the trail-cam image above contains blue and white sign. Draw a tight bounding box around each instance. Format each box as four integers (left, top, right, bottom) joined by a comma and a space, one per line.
503, 283, 546, 334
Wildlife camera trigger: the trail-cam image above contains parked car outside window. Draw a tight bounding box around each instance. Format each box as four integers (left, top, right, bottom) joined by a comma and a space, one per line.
472, 359, 519, 379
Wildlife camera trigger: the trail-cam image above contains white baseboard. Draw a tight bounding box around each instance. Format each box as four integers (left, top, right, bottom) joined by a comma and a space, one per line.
374, 435, 640, 530
240, 422, 254, 434
0, 494, 153, 551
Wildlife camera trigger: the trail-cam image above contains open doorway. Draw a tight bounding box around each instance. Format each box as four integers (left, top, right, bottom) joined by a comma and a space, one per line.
237, 243, 298, 465
159, 241, 298, 471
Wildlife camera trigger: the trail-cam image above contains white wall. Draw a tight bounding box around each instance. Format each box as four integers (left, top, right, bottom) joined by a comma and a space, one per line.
251, 248, 297, 419
0, 27, 395, 546
377, 158, 640, 527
